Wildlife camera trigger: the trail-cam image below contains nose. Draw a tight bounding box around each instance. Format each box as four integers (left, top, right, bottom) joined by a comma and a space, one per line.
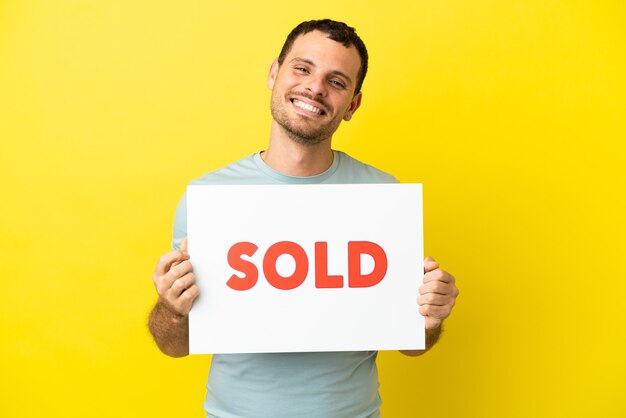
304, 75, 327, 97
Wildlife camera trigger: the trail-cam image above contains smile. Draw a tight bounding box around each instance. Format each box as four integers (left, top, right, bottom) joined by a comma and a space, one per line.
291, 99, 325, 115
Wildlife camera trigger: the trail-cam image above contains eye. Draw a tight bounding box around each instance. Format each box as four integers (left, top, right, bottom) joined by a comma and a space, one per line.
294, 66, 309, 74
330, 79, 346, 89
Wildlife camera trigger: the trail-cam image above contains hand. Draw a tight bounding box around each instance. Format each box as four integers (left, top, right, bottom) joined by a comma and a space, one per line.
152, 237, 200, 316
418, 257, 459, 330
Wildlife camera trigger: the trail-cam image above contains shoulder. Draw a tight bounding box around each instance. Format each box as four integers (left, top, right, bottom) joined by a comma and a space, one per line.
332, 151, 398, 184
190, 153, 262, 185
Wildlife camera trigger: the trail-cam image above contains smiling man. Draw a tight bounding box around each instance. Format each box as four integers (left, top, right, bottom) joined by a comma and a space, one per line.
269, 29, 362, 146
149, 19, 459, 418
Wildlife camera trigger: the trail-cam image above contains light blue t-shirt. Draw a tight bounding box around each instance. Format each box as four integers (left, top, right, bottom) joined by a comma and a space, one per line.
172, 151, 397, 418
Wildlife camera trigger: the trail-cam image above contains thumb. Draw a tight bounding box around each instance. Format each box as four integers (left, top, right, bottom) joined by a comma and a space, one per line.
180, 236, 189, 254
424, 256, 439, 272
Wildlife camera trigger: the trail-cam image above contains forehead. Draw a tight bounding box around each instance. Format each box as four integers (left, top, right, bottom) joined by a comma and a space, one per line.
285, 30, 361, 81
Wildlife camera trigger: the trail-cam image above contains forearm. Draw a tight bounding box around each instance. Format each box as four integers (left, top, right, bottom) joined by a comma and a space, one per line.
148, 300, 190, 357
399, 325, 442, 357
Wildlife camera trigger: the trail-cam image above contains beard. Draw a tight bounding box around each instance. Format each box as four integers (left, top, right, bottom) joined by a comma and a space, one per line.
270, 91, 342, 146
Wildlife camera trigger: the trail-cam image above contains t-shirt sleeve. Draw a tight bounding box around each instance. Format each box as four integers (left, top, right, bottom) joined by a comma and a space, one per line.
171, 192, 187, 250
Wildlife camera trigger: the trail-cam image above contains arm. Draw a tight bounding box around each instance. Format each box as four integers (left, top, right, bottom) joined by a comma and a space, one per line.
400, 257, 459, 357
148, 237, 200, 357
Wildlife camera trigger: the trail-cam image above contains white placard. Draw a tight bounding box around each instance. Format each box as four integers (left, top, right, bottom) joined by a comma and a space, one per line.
187, 183, 424, 354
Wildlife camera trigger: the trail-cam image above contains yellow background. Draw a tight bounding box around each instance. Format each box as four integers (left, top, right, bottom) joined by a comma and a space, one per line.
1, 1, 624, 417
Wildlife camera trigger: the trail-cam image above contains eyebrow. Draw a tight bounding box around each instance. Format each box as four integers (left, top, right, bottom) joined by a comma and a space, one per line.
289, 57, 354, 86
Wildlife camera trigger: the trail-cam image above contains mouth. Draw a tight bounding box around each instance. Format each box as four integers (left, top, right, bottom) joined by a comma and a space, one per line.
290, 98, 326, 116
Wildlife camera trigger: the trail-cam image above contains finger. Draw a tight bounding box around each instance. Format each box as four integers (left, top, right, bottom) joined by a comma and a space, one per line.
419, 280, 456, 295
424, 316, 442, 330
168, 271, 196, 298
171, 284, 200, 316
168, 259, 194, 280
423, 268, 454, 284
180, 236, 188, 255
419, 304, 453, 320
154, 250, 189, 277
418, 293, 452, 306
158, 260, 194, 292
170, 237, 190, 269
424, 256, 439, 273
180, 284, 200, 306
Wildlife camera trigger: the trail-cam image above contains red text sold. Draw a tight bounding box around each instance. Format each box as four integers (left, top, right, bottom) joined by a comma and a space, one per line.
226, 241, 388, 291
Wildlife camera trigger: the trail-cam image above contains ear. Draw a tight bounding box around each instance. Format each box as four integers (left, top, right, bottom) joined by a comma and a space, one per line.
267, 59, 279, 90
343, 91, 362, 121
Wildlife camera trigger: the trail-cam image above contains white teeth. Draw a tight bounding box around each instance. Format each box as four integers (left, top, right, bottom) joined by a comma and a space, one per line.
293, 99, 322, 114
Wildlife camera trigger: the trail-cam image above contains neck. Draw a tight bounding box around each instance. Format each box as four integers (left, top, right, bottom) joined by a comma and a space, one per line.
262, 122, 334, 176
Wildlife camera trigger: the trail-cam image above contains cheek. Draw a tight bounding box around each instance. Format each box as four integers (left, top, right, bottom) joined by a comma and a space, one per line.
339, 99, 354, 116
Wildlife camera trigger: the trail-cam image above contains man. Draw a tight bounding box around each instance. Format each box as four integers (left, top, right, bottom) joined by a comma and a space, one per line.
149, 19, 459, 417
